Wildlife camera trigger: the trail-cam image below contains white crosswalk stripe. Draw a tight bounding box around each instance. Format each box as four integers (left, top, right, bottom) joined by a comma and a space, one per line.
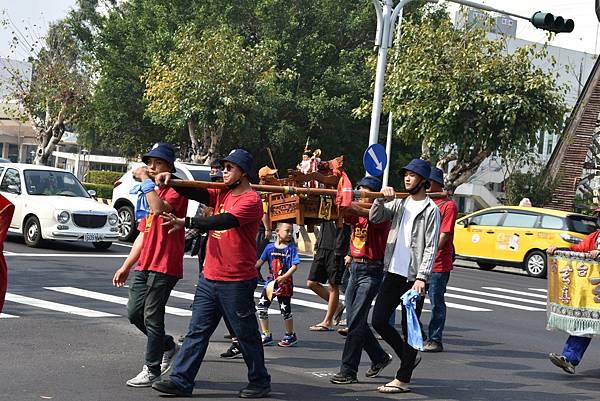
446, 286, 546, 306
45, 287, 192, 316
1, 283, 550, 318
481, 287, 547, 299
5, 293, 119, 317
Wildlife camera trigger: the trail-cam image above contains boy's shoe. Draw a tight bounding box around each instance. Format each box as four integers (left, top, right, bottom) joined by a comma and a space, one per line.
365, 353, 393, 378
261, 333, 274, 346
152, 379, 192, 397
423, 340, 443, 353
126, 365, 159, 387
337, 327, 348, 337
239, 385, 271, 398
549, 353, 576, 374
161, 343, 180, 374
278, 333, 298, 347
330, 372, 358, 384
220, 342, 243, 359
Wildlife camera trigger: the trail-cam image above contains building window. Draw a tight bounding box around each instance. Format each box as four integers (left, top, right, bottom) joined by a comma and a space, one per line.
8, 144, 18, 162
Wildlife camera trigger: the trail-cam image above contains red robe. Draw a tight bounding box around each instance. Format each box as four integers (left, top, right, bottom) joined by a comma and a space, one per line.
0, 194, 14, 313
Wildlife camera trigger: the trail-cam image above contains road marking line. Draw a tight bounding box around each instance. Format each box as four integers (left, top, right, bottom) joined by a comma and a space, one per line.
5, 253, 129, 258
447, 286, 546, 306
169, 290, 281, 314
293, 286, 490, 312
529, 288, 547, 293
444, 293, 544, 311
5, 293, 118, 317
45, 287, 192, 317
481, 287, 547, 299
0, 312, 18, 318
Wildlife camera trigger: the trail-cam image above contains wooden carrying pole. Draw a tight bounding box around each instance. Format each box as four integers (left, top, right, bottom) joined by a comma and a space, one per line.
168, 179, 447, 200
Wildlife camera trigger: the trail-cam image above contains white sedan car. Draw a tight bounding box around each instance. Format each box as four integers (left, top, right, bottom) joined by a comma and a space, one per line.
0, 163, 119, 249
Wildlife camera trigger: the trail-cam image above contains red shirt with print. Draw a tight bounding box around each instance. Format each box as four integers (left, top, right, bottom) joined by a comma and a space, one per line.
203, 188, 263, 281
344, 215, 390, 261
432, 197, 458, 273
136, 186, 188, 278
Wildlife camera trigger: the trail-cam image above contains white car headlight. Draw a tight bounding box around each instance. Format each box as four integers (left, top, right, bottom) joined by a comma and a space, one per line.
57, 210, 70, 224
108, 213, 118, 226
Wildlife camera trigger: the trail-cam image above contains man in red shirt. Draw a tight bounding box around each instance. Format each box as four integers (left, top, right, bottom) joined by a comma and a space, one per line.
112, 143, 188, 388
424, 167, 458, 353
151, 149, 271, 399
330, 176, 393, 384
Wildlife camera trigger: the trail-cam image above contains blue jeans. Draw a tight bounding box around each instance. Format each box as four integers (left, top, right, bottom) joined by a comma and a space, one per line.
170, 274, 270, 394
340, 262, 388, 377
563, 335, 592, 365
427, 272, 450, 343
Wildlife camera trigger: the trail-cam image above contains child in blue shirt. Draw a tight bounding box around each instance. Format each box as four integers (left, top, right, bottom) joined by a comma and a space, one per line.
256, 222, 300, 347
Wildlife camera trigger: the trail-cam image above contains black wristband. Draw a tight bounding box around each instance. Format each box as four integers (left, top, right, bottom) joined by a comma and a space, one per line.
415, 278, 426, 283
184, 217, 191, 229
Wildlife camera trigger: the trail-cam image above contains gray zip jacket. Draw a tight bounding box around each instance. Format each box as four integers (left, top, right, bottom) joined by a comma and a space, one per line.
369, 196, 441, 282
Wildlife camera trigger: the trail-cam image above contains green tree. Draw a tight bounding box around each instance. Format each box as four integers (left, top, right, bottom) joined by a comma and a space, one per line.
355, 12, 567, 191
505, 166, 558, 207
3, 19, 91, 165
143, 25, 281, 163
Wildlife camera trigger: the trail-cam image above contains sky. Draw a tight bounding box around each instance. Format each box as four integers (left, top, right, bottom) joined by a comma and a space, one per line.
0, 0, 598, 60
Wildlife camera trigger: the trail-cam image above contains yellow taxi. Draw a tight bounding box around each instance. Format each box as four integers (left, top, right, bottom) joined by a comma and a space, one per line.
454, 206, 597, 278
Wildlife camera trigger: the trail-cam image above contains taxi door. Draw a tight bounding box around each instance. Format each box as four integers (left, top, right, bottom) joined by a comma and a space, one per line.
454, 210, 505, 260
492, 211, 539, 263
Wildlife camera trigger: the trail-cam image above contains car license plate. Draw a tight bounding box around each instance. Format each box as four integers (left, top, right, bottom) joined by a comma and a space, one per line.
84, 233, 100, 242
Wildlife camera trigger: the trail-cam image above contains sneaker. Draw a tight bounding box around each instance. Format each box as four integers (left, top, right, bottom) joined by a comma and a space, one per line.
261, 333, 273, 346
365, 353, 393, 378
239, 385, 271, 398
152, 379, 192, 397
278, 333, 298, 347
161, 343, 180, 374
549, 353, 575, 374
220, 342, 243, 359
337, 327, 348, 337
330, 372, 358, 384
126, 365, 159, 387
423, 340, 443, 353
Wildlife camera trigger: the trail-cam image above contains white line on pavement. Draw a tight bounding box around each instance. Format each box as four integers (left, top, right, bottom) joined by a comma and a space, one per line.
5, 253, 129, 258
0, 312, 18, 318
169, 290, 279, 315
481, 287, 547, 299
444, 293, 545, 311
447, 286, 546, 306
45, 287, 192, 317
5, 293, 119, 317
529, 288, 548, 293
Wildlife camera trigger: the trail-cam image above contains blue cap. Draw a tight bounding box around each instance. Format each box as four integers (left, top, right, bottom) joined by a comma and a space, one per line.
429, 167, 444, 186
221, 149, 254, 176
356, 176, 382, 192
210, 170, 223, 182
142, 142, 176, 172
401, 159, 431, 180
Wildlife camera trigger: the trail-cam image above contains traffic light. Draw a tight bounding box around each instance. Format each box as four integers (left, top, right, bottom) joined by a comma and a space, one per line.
531, 11, 574, 33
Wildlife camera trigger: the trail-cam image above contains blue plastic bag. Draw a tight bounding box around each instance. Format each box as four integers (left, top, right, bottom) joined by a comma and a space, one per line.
401, 289, 424, 351
129, 179, 155, 220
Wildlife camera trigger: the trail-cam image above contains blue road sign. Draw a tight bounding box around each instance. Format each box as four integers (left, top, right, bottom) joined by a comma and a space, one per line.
363, 144, 387, 176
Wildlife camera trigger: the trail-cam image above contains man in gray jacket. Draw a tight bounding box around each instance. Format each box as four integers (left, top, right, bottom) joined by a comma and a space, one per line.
369, 159, 441, 394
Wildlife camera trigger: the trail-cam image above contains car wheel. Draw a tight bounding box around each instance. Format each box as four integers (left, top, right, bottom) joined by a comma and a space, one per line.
93, 241, 112, 250
525, 250, 547, 278
477, 262, 496, 271
23, 216, 43, 247
117, 204, 138, 242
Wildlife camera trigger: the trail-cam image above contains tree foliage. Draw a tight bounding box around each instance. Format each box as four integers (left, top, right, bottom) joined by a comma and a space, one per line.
355, 12, 568, 191
3, 19, 91, 164
505, 166, 558, 207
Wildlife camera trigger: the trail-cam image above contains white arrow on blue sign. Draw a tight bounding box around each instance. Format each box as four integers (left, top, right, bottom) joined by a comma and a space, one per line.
363, 144, 388, 176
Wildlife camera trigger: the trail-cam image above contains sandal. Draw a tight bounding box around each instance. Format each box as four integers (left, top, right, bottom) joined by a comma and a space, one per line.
309, 324, 333, 331
377, 384, 410, 394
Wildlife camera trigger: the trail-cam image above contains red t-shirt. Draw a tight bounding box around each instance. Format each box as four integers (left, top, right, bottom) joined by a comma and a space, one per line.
432, 197, 458, 273
203, 188, 263, 281
136, 186, 188, 278
344, 215, 390, 261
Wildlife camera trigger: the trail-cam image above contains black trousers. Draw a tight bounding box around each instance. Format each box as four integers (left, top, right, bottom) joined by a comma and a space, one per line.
371, 272, 425, 383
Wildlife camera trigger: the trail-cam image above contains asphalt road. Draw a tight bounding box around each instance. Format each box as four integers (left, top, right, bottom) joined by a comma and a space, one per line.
1, 235, 598, 401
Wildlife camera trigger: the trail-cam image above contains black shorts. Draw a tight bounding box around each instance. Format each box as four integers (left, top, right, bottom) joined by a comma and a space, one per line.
308, 249, 345, 285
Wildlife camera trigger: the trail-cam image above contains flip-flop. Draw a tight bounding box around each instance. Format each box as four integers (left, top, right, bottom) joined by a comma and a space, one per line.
377, 384, 411, 394
309, 324, 334, 331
